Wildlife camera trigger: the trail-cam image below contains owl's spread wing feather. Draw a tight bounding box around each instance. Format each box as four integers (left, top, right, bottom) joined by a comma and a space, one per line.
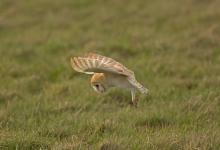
71, 53, 134, 76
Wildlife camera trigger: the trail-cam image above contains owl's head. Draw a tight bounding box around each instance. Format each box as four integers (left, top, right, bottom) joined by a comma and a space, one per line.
90, 73, 108, 93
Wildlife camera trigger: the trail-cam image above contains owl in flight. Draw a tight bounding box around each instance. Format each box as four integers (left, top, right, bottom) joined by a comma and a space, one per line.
70, 53, 148, 107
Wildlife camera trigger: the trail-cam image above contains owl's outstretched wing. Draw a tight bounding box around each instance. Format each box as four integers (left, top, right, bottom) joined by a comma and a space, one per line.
70, 53, 134, 76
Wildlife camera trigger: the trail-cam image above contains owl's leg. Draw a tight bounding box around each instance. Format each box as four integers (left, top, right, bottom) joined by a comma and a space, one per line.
131, 90, 138, 107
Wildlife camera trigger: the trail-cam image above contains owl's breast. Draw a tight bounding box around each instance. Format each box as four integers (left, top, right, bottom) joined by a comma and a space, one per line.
105, 73, 133, 89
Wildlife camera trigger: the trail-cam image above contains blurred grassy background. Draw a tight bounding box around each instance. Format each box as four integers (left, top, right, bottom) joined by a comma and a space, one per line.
0, 0, 220, 149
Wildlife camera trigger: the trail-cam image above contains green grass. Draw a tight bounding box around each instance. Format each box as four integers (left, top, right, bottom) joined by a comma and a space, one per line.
0, 0, 220, 149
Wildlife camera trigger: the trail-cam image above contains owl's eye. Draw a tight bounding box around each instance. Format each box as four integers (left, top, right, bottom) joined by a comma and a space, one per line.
92, 83, 105, 93
95, 84, 99, 88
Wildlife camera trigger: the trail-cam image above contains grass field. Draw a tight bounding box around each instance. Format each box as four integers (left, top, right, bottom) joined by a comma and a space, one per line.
0, 0, 220, 149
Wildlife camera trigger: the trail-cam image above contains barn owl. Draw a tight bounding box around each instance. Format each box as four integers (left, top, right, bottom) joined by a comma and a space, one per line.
70, 53, 148, 107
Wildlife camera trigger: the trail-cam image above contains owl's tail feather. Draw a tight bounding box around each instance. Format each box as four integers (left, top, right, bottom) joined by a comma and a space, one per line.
128, 77, 148, 95
136, 81, 149, 94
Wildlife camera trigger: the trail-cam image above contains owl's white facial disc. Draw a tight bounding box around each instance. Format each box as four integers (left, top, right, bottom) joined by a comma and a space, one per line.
92, 83, 106, 93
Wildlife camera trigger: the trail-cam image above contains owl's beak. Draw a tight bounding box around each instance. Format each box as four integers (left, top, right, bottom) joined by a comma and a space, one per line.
99, 87, 106, 93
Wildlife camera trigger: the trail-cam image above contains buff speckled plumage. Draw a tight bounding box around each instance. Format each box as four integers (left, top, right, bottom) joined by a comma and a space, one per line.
70, 53, 148, 106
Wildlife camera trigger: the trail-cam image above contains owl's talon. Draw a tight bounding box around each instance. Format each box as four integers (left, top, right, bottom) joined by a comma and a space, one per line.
129, 101, 138, 108
133, 101, 138, 108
